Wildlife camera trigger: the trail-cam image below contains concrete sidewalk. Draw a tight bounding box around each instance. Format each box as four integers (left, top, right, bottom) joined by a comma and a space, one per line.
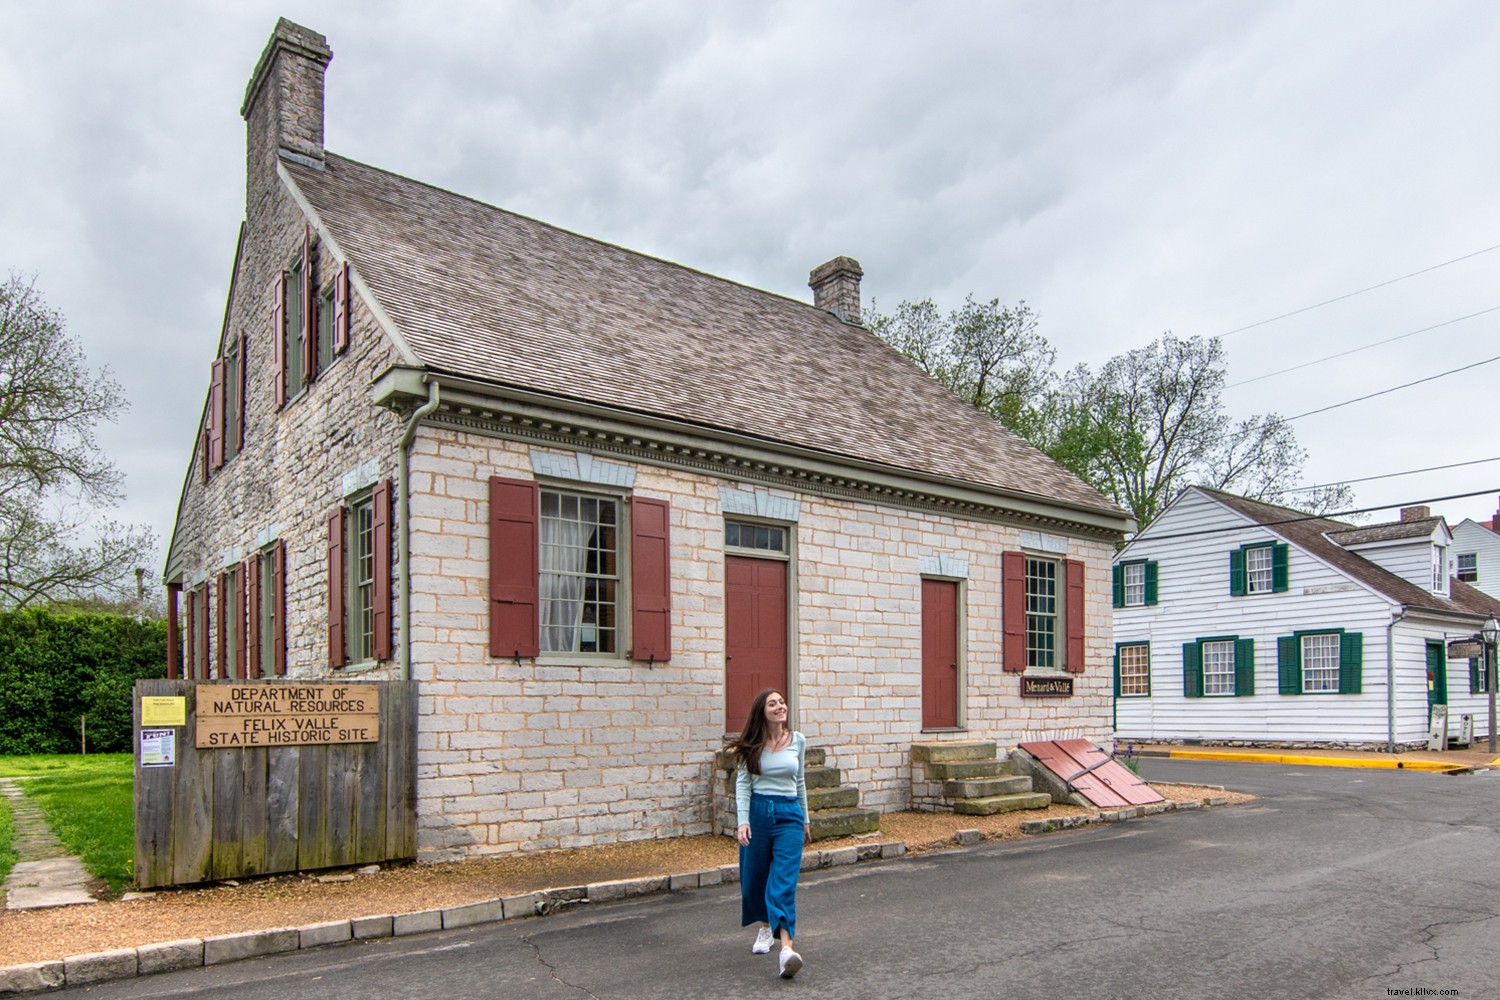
1129, 742, 1500, 772
0, 778, 99, 911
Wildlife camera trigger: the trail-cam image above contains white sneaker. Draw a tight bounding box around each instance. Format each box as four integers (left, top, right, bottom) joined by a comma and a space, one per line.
752, 926, 774, 954
779, 946, 803, 979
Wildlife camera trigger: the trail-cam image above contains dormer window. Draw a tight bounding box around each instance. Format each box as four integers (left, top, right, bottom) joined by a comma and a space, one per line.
1432, 544, 1448, 592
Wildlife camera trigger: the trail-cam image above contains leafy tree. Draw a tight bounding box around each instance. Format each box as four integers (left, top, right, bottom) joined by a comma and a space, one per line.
0, 274, 154, 607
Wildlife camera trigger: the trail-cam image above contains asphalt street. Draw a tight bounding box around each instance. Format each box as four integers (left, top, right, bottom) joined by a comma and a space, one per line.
56, 759, 1500, 1000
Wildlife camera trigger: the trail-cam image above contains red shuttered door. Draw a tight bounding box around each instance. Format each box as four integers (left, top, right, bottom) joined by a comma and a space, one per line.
922, 578, 959, 729
724, 555, 788, 734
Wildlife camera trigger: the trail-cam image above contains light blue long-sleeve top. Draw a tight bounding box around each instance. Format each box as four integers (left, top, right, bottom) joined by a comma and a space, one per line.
735, 731, 808, 827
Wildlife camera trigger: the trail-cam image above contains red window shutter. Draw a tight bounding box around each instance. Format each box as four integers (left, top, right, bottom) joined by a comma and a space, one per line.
271, 271, 286, 408
327, 507, 346, 667
628, 496, 671, 662
489, 476, 539, 658
1065, 558, 1086, 674
372, 478, 393, 661
236, 333, 248, 451
215, 572, 227, 679
1002, 551, 1026, 672
272, 539, 287, 676
208, 359, 225, 471
333, 262, 350, 353
246, 556, 262, 679
184, 586, 196, 678
166, 582, 181, 679
233, 564, 247, 679
301, 227, 316, 384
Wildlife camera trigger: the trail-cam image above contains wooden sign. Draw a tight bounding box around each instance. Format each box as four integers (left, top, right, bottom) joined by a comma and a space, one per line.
1448, 640, 1484, 661
1021, 676, 1074, 697
196, 683, 380, 748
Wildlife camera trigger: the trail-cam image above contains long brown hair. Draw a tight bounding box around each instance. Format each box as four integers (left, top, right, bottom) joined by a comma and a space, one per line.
725, 688, 786, 776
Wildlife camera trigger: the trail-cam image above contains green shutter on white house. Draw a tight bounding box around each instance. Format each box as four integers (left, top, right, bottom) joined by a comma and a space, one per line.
1338, 632, 1363, 694
1229, 549, 1247, 596
1472, 657, 1484, 694
1144, 561, 1159, 605
1112, 564, 1125, 608
1278, 635, 1301, 694
1234, 638, 1255, 696
1113, 646, 1121, 697
1183, 641, 1203, 698
1272, 543, 1290, 593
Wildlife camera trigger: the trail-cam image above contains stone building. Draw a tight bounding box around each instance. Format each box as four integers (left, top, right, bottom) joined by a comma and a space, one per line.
164, 19, 1131, 861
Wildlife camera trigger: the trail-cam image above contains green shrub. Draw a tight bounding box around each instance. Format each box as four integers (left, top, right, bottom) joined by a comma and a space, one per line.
0, 610, 167, 754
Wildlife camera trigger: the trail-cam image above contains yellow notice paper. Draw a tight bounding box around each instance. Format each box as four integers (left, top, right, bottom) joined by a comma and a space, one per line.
141, 696, 187, 727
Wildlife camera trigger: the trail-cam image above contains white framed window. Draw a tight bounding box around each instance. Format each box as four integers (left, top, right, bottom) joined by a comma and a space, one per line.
1203, 640, 1236, 696
284, 251, 306, 400
1301, 633, 1340, 693
725, 520, 788, 555
1246, 545, 1274, 594
1025, 557, 1059, 670
540, 488, 620, 654
1118, 643, 1150, 697
1432, 545, 1447, 591
1457, 553, 1478, 583
1122, 562, 1145, 607
347, 492, 376, 663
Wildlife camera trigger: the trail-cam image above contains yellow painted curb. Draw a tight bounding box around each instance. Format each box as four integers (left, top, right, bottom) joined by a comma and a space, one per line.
1164, 750, 1466, 772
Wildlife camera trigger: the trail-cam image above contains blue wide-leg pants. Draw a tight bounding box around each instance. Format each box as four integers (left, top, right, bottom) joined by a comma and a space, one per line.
740, 793, 804, 939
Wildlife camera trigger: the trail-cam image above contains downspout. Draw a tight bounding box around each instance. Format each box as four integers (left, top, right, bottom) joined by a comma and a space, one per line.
398, 378, 440, 681
1387, 607, 1410, 753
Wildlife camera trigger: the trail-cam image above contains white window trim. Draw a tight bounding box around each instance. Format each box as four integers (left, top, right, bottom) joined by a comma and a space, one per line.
535, 484, 628, 661
1202, 640, 1236, 696
1301, 632, 1340, 694
1245, 545, 1274, 595
1118, 642, 1150, 697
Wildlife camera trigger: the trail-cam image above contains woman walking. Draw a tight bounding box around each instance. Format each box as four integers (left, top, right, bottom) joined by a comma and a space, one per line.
728, 688, 810, 980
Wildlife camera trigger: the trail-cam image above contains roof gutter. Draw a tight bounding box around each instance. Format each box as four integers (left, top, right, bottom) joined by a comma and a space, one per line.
397, 377, 440, 681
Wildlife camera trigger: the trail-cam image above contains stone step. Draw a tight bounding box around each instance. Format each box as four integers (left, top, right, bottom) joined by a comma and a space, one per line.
808, 806, 881, 840
807, 785, 859, 810
952, 792, 1053, 816
911, 741, 998, 764
805, 766, 841, 789
805, 747, 826, 767
925, 760, 1006, 780
943, 775, 1033, 799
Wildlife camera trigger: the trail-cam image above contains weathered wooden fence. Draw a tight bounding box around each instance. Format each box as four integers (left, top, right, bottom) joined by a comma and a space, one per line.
133, 679, 417, 889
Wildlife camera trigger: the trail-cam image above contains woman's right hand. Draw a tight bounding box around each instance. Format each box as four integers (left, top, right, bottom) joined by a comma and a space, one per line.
736, 824, 751, 845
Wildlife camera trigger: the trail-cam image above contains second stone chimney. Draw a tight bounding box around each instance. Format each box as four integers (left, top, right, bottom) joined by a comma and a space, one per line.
1400, 506, 1432, 522
809, 257, 864, 325
241, 19, 333, 215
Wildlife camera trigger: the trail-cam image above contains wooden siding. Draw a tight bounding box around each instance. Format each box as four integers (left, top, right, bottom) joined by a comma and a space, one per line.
1113, 490, 1489, 745
133, 678, 416, 889
1452, 520, 1500, 602
1341, 539, 1445, 599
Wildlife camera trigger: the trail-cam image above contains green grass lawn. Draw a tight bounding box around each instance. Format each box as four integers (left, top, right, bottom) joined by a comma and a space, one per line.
0, 794, 15, 886
0, 754, 134, 893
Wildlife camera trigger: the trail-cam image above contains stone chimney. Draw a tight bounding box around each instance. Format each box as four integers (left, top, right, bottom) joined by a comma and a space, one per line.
1400, 505, 1431, 522
241, 19, 333, 215
1488, 494, 1500, 531
809, 257, 864, 325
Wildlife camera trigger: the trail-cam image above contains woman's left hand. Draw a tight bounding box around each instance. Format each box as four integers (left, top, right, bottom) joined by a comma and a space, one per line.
804, 824, 812, 846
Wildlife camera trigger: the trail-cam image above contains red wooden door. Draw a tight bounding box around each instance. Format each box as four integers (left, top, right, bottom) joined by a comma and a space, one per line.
725, 555, 788, 733
922, 578, 959, 728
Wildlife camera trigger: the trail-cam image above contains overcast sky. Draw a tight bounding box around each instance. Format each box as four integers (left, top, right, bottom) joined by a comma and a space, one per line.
3, 1, 1499, 580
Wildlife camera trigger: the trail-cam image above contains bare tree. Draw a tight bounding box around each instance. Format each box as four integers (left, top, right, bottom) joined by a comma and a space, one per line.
0, 274, 155, 607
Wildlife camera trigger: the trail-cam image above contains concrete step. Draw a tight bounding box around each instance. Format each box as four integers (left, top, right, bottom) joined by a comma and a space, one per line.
952, 792, 1053, 816
805, 747, 826, 767
807, 785, 859, 810
925, 760, 1006, 780
808, 806, 881, 840
805, 765, 841, 789
911, 741, 998, 764
943, 775, 1033, 799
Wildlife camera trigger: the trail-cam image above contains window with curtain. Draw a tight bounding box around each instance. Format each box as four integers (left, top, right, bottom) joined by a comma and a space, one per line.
540, 489, 618, 653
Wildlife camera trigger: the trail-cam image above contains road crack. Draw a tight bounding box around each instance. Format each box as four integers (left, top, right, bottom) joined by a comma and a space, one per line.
523, 935, 601, 999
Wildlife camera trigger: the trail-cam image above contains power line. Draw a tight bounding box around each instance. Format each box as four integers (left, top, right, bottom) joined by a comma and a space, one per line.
1218, 242, 1500, 338
1229, 305, 1500, 388
1131, 487, 1500, 544
1286, 352, 1500, 421
1279, 455, 1500, 494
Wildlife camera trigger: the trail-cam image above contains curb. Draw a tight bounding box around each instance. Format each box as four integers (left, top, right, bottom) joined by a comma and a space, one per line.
1150, 749, 1474, 772
1016, 791, 1230, 836
0, 840, 909, 996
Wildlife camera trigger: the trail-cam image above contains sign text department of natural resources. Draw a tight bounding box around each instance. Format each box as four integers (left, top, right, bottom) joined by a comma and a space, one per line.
196, 683, 380, 748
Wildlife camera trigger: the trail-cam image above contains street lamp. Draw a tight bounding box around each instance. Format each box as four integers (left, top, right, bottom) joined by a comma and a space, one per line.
1484, 617, 1499, 755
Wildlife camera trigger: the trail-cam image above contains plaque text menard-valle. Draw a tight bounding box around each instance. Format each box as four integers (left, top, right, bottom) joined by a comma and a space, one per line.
195, 683, 380, 748
1021, 676, 1074, 698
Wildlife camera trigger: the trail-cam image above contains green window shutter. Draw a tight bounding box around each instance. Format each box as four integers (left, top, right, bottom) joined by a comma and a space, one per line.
1183, 642, 1203, 698
1113, 646, 1122, 697
1278, 635, 1301, 694
1338, 632, 1363, 694
1471, 657, 1483, 695
1272, 543, 1290, 593
1112, 564, 1125, 609
1229, 549, 1246, 596
1234, 637, 1255, 696
1144, 561, 1159, 606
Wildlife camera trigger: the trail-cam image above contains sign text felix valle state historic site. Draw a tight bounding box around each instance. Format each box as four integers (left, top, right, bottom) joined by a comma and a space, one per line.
195, 684, 381, 748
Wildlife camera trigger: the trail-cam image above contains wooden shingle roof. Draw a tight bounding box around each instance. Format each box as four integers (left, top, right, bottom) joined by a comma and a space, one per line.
282, 153, 1122, 520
